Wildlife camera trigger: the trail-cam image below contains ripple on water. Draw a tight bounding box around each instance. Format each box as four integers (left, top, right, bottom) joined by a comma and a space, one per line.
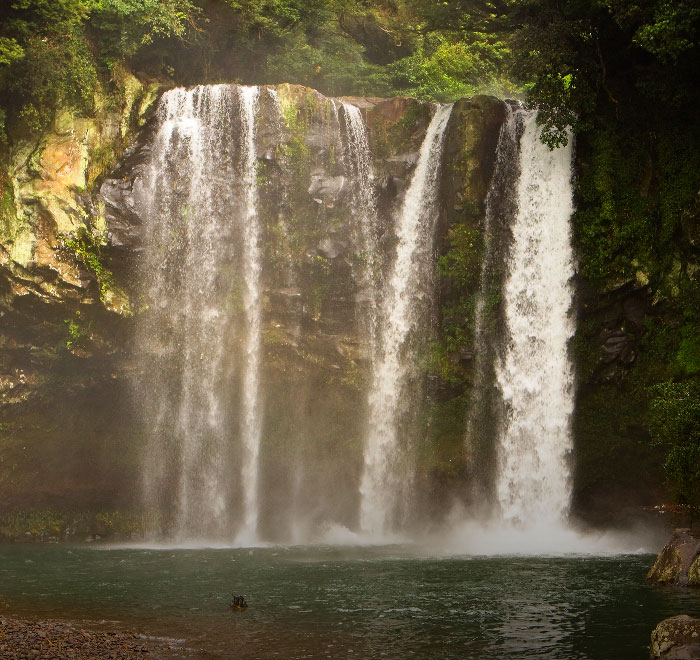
0, 545, 698, 659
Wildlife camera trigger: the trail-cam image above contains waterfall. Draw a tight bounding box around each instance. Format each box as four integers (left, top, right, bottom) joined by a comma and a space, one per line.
137, 84, 264, 542
464, 104, 519, 506
359, 104, 453, 536
338, 101, 380, 361
237, 86, 264, 543
339, 103, 377, 264
133, 85, 574, 545
494, 109, 575, 526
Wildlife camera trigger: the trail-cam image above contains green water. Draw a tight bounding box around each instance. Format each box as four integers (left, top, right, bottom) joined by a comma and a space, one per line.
1, 545, 698, 658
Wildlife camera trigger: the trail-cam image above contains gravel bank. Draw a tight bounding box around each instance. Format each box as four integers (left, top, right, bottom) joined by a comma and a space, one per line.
0, 615, 193, 658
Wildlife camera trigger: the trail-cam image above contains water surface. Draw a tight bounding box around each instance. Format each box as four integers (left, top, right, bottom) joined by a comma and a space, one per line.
1, 545, 697, 658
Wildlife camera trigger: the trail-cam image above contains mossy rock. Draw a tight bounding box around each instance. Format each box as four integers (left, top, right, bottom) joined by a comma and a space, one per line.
647, 528, 700, 586
689, 554, 700, 586
650, 615, 700, 659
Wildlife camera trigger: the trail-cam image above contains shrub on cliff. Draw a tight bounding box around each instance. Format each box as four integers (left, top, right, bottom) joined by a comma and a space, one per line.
649, 380, 700, 520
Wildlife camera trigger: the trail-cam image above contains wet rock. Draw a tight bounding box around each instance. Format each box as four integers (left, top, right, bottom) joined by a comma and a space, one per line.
650, 615, 700, 659
622, 292, 648, 331
600, 330, 636, 365
647, 528, 700, 586
318, 238, 347, 260
308, 170, 346, 200
268, 288, 303, 318
386, 151, 420, 167
99, 178, 146, 249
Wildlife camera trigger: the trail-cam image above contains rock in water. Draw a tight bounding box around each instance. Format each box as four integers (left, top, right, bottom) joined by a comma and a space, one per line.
650, 615, 700, 659
647, 528, 700, 586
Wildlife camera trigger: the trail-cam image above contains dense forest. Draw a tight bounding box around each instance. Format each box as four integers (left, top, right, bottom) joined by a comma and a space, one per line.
0, 0, 698, 522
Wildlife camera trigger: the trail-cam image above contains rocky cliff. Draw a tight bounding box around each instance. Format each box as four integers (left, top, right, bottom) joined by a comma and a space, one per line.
0, 77, 674, 541
0, 81, 506, 539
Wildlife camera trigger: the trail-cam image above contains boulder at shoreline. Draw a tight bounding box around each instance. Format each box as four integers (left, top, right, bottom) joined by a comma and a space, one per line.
650, 615, 700, 659
647, 528, 700, 586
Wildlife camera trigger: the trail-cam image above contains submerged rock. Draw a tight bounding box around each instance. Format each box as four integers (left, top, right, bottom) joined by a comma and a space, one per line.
650, 615, 700, 659
647, 528, 700, 586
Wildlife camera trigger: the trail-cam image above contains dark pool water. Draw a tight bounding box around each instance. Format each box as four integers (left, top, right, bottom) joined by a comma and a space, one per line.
1, 544, 699, 658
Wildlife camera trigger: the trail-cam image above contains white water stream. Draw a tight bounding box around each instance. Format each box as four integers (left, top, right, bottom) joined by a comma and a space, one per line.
359, 104, 453, 536
138, 85, 264, 542
494, 109, 576, 527
236, 86, 264, 544
339, 101, 380, 348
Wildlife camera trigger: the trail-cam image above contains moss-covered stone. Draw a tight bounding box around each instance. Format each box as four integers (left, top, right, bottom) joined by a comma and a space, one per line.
650, 615, 700, 659
689, 554, 700, 586
0, 508, 154, 543
647, 528, 700, 586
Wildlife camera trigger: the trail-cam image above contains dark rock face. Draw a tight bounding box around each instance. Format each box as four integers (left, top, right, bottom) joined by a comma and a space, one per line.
647, 529, 700, 586
650, 615, 700, 659
569, 274, 665, 523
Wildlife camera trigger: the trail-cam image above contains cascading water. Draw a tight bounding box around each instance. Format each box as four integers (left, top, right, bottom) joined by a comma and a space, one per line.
338, 101, 376, 241
135, 85, 575, 546
463, 104, 519, 507
137, 84, 264, 542
359, 104, 453, 536
338, 101, 379, 347
494, 109, 575, 527
236, 86, 264, 544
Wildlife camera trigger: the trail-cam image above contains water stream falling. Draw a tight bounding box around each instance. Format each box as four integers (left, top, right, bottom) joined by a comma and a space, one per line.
460, 104, 521, 511
359, 104, 453, 536
338, 101, 380, 348
236, 86, 264, 544
494, 109, 576, 527
134, 87, 576, 545
137, 84, 264, 542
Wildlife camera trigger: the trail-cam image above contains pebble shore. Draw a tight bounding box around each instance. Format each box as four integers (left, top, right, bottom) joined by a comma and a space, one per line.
0, 616, 190, 658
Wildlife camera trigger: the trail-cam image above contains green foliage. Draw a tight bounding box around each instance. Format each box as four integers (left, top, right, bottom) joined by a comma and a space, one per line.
574, 124, 652, 282
676, 332, 700, 376
89, 0, 199, 64
278, 100, 310, 177
0, 178, 17, 236
390, 32, 513, 101
0, 509, 66, 540
0, 37, 24, 66
512, 0, 699, 143
304, 254, 332, 320
0, 508, 148, 541
86, 142, 116, 188
0, 0, 530, 147
433, 222, 488, 384
649, 380, 700, 512
0, 1, 99, 138
438, 225, 483, 290
0, 0, 197, 142
572, 98, 699, 287
64, 309, 91, 350
62, 228, 116, 303
633, 1, 700, 63
4, 32, 97, 136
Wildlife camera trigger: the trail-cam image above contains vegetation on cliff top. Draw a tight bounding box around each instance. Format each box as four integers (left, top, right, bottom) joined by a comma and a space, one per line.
0, 0, 519, 147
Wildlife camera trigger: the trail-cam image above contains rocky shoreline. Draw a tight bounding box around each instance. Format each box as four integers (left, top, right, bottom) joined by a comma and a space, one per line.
0, 615, 192, 658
